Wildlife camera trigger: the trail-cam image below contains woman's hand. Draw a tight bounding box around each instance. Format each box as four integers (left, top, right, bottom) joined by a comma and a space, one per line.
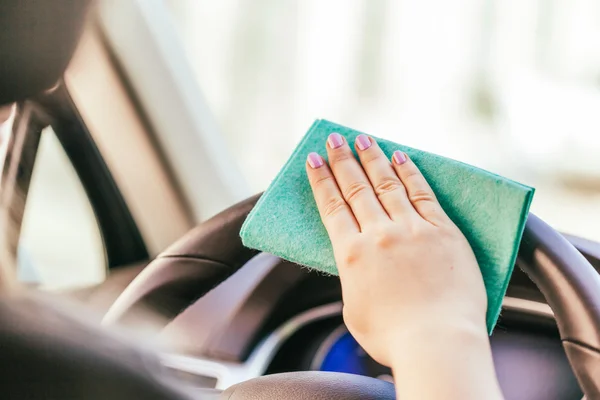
306, 133, 503, 399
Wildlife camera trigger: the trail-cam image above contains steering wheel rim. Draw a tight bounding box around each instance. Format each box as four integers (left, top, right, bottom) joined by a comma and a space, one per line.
517, 214, 600, 397
104, 194, 600, 398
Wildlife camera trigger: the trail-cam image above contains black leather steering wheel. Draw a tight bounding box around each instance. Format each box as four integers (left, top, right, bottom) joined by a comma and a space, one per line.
4, 0, 598, 397
104, 194, 600, 398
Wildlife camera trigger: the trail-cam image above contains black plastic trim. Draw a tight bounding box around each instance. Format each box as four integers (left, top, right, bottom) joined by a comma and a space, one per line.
32, 84, 149, 268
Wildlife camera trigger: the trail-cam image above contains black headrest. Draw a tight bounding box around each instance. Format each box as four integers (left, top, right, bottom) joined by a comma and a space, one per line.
0, 0, 93, 105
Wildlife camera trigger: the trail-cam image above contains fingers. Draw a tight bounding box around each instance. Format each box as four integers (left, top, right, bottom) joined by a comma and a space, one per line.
306, 152, 360, 239
307, 133, 449, 234
326, 133, 389, 228
391, 151, 450, 226
354, 134, 419, 221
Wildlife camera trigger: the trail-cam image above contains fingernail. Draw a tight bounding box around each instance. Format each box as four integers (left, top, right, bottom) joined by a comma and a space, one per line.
307, 152, 324, 168
327, 132, 344, 149
392, 151, 407, 165
355, 134, 372, 151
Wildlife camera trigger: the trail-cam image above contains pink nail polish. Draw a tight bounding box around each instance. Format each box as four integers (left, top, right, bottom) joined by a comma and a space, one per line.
327, 133, 344, 149
392, 151, 407, 165
307, 152, 324, 168
356, 134, 372, 151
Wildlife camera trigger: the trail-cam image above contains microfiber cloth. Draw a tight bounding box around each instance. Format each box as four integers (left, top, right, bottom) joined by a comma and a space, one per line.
240, 119, 534, 333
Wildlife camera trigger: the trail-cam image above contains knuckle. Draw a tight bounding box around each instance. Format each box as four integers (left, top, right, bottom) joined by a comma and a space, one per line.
361, 152, 385, 166
374, 225, 401, 249
312, 174, 334, 188
343, 181, 373, 203
412, 222, 455, 243
408, 189, 435, 204
344, 247, 361, 266
410, 224, 436, 241
323, 197, 348, 218
328, 151, 355, 164
374, 177, 404, 196
404, 168, 421, 179
342, 237, 364, 266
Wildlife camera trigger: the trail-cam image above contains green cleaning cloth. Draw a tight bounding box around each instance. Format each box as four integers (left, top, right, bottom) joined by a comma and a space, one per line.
240, 119, 534, 333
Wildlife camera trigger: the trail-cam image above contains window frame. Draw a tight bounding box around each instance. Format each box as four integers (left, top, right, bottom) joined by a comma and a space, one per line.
0, 83, 149, 277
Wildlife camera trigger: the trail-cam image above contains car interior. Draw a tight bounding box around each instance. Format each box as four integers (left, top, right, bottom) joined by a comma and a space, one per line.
2, 1, 600, 399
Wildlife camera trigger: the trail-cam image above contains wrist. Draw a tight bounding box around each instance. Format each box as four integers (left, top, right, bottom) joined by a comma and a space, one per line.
388, 317, 490, 367
389, 318, 503, 400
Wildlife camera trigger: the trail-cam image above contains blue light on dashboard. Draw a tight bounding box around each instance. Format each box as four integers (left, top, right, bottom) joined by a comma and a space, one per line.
319, 331, 370, 375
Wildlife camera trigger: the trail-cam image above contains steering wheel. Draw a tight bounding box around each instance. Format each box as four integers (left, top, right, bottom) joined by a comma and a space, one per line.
104, 194, 600, 399
4, 0, 597, 397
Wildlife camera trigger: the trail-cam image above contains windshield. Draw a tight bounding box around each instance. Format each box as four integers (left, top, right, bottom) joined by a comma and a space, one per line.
167, 0, 600, 242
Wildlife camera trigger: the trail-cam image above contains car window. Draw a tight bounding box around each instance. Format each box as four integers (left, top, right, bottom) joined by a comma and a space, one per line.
17, 127, 107, 290
167, 0, 600, 242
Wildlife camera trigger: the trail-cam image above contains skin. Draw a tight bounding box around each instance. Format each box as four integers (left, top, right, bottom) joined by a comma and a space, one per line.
0, 105, 13, 124
305, 133, 504, 400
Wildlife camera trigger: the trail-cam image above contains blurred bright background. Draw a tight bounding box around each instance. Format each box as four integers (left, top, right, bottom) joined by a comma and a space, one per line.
166, 0, 600, 242
12, 0, 600, 290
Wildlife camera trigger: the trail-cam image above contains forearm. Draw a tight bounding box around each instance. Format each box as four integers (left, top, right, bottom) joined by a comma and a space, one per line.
391, 320, 504, 400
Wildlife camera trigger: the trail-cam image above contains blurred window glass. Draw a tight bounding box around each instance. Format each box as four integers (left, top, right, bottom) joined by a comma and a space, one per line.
167, 0, 600, 242
17, 127, 106, 290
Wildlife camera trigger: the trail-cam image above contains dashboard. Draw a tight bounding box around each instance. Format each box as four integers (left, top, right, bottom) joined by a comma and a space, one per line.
158, 244, 600, 399
314, 326, 392, 381
262, 306, 582, 400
